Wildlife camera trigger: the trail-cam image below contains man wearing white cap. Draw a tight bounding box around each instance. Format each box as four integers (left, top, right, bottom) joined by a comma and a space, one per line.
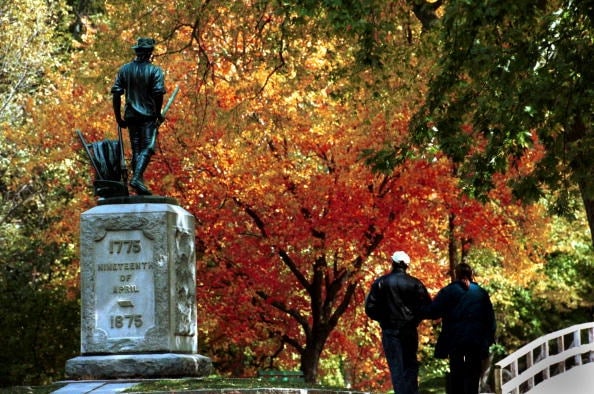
365, 251, 431, 394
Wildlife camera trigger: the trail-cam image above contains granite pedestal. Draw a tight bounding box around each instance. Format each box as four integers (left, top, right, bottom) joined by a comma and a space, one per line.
65, 197, 212, 379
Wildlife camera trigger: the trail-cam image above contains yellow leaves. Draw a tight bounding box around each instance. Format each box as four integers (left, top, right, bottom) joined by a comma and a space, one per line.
0, 0, 69, 124
3, 0, 569, 387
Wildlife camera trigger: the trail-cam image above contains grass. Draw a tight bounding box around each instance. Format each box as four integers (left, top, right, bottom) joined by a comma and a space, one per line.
0, 373, 446, 394
0, 385, 65, 394
124, 377, 344, 392
123, 375, 446, 393
0, 377, 348, 394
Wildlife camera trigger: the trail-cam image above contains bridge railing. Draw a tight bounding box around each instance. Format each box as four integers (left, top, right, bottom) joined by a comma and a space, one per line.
494, 322, 594, 394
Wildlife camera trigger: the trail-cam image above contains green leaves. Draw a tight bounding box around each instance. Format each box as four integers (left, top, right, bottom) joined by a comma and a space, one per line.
0, 0, 70, 125
359, 145, 408, 175
409, 0, 594, 244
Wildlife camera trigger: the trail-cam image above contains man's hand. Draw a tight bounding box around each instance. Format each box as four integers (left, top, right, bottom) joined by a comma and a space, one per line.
112, 94, 127, 128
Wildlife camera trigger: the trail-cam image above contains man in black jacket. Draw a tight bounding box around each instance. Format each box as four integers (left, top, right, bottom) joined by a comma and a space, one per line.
112, 37, 166, 195
365, 251, 431, 394
422, 263, 496, 394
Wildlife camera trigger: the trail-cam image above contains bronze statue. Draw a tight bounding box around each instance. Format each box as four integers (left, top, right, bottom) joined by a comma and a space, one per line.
111, 37, 166, 195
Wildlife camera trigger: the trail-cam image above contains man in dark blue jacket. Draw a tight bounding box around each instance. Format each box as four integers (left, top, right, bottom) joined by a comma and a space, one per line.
365, 251, 431, 394
422, 263, 496, 394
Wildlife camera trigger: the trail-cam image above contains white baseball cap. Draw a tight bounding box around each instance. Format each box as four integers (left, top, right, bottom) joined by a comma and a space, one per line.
391, 251, 411, 265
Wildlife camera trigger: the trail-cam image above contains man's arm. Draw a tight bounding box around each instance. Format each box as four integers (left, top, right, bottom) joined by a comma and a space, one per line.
154, 93, 164, 123
111, 68, 127, 128
420, 287, 449, 320
153, 66, 166, 123
112, 93, 126, 128
419, 282, 431, 306
365, 280, 384, 322
412, 281, 432, 324
485, 291, 497, 345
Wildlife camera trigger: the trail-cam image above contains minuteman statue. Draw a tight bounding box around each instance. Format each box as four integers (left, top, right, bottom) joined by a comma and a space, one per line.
111, 37, 166, 195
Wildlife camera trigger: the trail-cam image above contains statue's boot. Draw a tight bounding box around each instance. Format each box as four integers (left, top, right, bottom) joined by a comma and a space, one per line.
130, 152, 152, 195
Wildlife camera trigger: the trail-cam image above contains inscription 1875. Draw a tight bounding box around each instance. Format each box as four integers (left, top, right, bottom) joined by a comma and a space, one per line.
94, 230, 154, 339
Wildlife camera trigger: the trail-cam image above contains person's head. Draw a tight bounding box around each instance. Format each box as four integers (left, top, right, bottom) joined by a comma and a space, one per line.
391, 251, 410, 270
132, 37, 155, 60
454, 263, 474, 281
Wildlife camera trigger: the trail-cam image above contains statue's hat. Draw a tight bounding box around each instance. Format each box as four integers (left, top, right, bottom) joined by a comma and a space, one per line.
132, 37, 155, 50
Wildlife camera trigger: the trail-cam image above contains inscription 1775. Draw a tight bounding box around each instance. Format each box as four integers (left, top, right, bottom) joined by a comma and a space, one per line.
109, 239, 141, 254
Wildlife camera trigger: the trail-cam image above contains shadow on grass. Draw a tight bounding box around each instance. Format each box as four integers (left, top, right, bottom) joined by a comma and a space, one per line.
419, 375, 446, 394
126, 375, 448, 393
0, 374, 446, 394
0, 386, 64, 394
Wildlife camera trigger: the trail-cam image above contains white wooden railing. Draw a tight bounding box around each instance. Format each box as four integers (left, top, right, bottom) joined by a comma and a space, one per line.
494, 322, 594, 394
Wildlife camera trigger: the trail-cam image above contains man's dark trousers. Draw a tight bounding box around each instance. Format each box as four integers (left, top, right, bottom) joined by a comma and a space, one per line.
382, 328, 419, 394
448, 348, 482, 394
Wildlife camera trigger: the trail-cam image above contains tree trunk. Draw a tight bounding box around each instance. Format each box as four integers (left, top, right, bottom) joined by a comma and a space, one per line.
577, 180, 594, 248
448, 212, 457, 282
568, 118, 594, 247
301, 344, 322, 383
300, 335, 326, 383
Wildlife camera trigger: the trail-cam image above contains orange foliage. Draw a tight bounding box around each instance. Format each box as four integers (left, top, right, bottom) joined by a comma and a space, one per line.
15, 0, 551, 389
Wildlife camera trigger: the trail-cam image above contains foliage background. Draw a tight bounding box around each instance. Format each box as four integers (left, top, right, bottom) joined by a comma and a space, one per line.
1, 0, 593, 390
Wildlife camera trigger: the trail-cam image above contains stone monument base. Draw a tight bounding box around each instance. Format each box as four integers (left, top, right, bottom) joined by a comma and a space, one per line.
65, 353, 212, 380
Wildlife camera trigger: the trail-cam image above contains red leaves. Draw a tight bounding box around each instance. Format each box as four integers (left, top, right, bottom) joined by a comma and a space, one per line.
19, 1, 550, 385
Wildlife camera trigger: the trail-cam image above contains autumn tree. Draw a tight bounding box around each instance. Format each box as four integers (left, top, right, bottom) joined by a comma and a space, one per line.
33, 0, 553, 386
0, 160, 80, 385
0, 77, 82, 387
153, 3, 439, 382
2, 0, 563, 387
0, 0, 87, 386
0, 0, 70, 124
